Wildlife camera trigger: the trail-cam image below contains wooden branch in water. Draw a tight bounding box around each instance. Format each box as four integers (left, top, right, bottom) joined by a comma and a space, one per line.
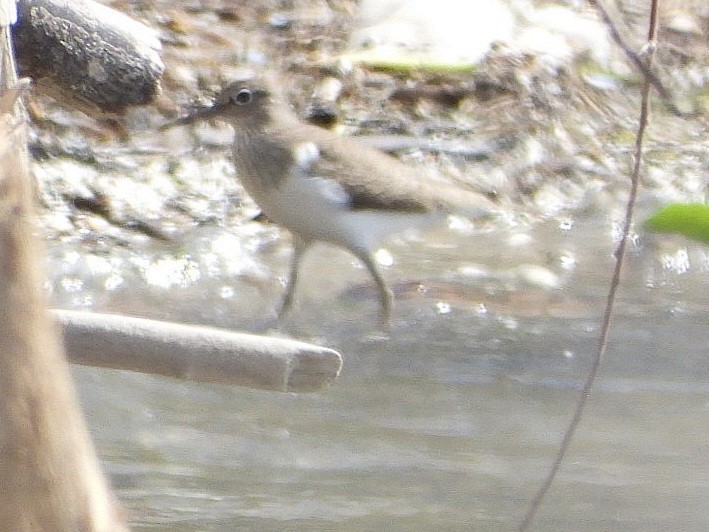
13, 0, 164, 116
55, 310, 343, 393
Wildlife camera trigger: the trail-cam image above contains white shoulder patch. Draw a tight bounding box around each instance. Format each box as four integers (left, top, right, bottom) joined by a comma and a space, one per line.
293, 141, 320, 171
291, 142, 350, 207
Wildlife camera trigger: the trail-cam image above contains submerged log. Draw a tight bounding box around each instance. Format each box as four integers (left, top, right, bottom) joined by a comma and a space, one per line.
56, 310, 343, 393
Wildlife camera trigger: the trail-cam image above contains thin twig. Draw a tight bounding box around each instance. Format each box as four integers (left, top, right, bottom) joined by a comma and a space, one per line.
518, 0, 660, 529
586, 0, 685, 117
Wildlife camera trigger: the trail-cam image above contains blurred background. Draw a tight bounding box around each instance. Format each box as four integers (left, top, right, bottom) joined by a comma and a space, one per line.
21, 0, 708, 529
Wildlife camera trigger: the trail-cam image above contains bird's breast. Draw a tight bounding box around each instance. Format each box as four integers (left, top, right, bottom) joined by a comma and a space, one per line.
233, 132, 293, 191
231, 132, 351, 237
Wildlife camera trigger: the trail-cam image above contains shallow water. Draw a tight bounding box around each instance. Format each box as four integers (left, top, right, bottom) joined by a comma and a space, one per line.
54, 215, 708, 530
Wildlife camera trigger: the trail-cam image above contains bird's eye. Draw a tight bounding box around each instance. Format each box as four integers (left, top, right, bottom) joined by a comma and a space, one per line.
231, 88, 253, 105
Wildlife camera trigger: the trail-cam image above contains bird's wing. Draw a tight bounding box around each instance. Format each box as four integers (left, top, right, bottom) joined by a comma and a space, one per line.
280, 122, 498, 217
301, 129, 432, 213
316, 132, 500, 218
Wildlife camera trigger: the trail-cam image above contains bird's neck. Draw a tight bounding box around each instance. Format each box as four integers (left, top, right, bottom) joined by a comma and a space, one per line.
234, 127, 295, 190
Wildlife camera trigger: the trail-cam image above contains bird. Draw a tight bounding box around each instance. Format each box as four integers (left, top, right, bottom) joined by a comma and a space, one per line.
163, 73, 497, 327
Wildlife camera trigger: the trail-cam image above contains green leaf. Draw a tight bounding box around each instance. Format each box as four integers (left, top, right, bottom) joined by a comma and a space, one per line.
340, 51, 478, 73
645, 203, 709, 244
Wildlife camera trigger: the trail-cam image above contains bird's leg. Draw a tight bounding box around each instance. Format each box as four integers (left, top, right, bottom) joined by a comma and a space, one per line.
356, 250, 393, 329
277, 236, 309, 322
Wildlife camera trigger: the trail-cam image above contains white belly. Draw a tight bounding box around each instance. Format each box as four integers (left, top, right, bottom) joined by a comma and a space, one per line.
241, 170, 439, 253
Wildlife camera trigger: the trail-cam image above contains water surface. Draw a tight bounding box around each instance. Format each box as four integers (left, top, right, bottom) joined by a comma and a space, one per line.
55, 217, 708, 530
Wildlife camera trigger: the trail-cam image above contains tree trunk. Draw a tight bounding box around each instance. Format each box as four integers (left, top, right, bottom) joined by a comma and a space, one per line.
0, 1, 125, 528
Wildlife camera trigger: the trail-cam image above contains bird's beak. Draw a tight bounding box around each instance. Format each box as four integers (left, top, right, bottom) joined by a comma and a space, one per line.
159, 103, 219, 131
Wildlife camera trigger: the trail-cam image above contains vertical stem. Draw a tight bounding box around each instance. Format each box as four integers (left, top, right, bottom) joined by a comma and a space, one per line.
518, 1, 661, 529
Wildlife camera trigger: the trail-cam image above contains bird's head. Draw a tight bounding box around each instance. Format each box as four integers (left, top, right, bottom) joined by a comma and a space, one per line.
163, 75, 278, 131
